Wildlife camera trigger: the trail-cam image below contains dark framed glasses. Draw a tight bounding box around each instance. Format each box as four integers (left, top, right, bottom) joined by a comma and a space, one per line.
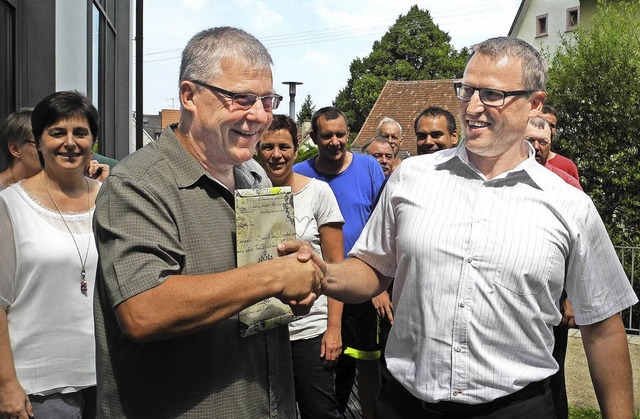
191, 80, 283, 111
454, 82, 534, 107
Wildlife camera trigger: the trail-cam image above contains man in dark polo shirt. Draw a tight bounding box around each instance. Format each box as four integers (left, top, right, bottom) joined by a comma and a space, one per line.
93, 27, 321, 418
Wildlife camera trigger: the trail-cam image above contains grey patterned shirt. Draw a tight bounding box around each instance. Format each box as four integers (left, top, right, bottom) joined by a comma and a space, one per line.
93, 125, 295, 418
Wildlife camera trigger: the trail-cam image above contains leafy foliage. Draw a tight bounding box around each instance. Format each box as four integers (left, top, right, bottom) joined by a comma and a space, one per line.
296, 93, 316, 123
333, 5, 469, 133
545, 0, 640, 246
295, 142, 318, 164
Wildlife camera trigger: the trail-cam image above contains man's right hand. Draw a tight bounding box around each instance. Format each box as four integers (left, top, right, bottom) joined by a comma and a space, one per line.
0, 379, 33, 419
273, 251, 324, 314
278, 241, 327, 279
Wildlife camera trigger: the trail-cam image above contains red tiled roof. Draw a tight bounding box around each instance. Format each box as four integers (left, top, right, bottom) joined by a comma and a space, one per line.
353, 79, 461, 157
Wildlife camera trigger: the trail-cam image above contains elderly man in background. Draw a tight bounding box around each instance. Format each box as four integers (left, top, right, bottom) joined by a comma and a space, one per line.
362, 136, 394, 177
93, 27, 321, 418
375, 117, 403, 172
525, 116, 581, 190
525, 115, 582, 419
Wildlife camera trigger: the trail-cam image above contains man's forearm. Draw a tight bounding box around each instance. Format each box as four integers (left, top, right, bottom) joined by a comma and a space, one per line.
581, 314, 634, 418
115, 254, 321, 342
323, 257, 391, 304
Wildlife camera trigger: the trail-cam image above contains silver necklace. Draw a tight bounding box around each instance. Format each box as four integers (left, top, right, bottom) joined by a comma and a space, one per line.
40, 172, 91, 294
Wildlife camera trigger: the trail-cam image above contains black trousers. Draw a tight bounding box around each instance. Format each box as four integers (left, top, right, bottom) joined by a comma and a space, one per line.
550, 324, 570, 419
374, 375, 556, 419
291, 335, 341, 419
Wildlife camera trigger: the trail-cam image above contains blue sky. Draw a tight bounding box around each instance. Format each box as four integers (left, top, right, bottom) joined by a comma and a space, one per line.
140, 0, 521, 115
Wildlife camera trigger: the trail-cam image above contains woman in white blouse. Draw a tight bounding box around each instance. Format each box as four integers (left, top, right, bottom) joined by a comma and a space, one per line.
257, 114, 345, 419
0, 91, 103, 418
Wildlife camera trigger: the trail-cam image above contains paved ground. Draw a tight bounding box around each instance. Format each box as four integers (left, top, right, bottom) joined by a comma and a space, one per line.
565, 329, 640, 410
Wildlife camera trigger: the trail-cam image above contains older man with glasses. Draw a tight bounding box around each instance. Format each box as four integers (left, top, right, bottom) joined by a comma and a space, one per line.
93, 27, 322, 418
375, 117, 404, 172
285, 36, 637, 419
525, 115, 582, 419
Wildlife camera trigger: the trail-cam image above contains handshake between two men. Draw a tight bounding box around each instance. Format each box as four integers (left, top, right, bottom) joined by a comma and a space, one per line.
276, 240, 390, 316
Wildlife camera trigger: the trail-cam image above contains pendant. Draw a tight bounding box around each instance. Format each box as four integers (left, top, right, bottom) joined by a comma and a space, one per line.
81, 268, 88, 293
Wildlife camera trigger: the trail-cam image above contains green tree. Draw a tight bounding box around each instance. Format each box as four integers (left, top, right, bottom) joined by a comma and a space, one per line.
333, 5, 469, 133
296, 93, 315, 122
545, 0, 640, 246
295, 142, 318, 163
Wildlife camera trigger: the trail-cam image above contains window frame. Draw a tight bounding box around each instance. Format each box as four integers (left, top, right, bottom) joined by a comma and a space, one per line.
566, 7, 580, 32
536, 13, 549, 38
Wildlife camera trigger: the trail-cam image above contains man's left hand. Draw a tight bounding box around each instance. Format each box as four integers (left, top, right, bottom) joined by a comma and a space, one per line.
321, 325, 342, 364
372, 290, 394, 324
559, 297, 575, 328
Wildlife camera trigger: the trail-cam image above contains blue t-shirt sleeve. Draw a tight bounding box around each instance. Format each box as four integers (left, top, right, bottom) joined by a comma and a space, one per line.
367, 156, 386, 211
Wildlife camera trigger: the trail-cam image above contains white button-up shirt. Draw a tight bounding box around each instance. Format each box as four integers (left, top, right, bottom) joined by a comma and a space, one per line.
350, 142, 637, 404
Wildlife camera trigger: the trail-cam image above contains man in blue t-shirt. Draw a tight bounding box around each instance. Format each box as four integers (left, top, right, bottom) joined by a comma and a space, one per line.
294, 106, 387, 418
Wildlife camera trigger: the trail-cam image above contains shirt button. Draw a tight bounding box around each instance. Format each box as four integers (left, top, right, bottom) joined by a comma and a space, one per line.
459, 302, 465, 308
454, 345, 462, 352
466, 256, 474, 263
453, 390, 461, 396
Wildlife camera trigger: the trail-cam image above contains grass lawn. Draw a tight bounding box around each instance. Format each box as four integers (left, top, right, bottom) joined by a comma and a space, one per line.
569, 407, 640, 419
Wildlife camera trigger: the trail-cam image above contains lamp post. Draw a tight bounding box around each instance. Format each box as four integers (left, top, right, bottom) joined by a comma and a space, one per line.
282, 81, 303, 122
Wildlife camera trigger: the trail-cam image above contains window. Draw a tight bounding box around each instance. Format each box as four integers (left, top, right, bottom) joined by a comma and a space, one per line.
566, 7, 579, 31
536, 14, 548, 38
0, 0, 17, 128
90, 0, 131, 159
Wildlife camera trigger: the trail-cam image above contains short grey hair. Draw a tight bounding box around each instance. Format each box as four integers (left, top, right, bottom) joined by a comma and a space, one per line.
375, 117, 403, 138
179, 27, 273, 84
470, 37, 547, 91
361, 136, 391, 153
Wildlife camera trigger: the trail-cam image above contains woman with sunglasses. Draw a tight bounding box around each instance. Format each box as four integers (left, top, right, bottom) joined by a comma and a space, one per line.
0, 91, 101, 418
256, 114, 345, 419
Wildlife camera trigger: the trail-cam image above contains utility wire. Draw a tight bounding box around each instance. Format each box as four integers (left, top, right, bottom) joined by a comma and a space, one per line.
140, 4, 508, 64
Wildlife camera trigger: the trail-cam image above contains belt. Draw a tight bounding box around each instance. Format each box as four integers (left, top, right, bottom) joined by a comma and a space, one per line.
420, 379, 548, 417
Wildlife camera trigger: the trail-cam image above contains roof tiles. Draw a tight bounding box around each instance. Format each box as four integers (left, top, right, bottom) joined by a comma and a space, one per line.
353, 79, 461, 157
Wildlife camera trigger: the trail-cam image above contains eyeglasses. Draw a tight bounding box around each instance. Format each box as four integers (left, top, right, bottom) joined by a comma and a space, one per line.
190, 80, 283, 111
454, 82, 534, 107
525, 138, 550, 147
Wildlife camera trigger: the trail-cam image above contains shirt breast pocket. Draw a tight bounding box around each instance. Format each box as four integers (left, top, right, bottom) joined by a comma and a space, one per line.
491, 243, 562, 297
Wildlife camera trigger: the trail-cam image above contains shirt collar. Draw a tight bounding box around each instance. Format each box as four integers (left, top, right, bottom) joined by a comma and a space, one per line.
158, 124, 268, 190
435, 139, 547, 189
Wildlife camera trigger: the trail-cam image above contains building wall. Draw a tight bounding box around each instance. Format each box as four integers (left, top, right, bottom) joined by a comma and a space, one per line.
0, 0, 131, 164
510, 0, 580, 54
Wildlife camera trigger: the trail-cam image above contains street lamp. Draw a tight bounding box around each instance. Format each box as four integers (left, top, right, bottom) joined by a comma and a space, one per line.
282, 81, 303, 122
